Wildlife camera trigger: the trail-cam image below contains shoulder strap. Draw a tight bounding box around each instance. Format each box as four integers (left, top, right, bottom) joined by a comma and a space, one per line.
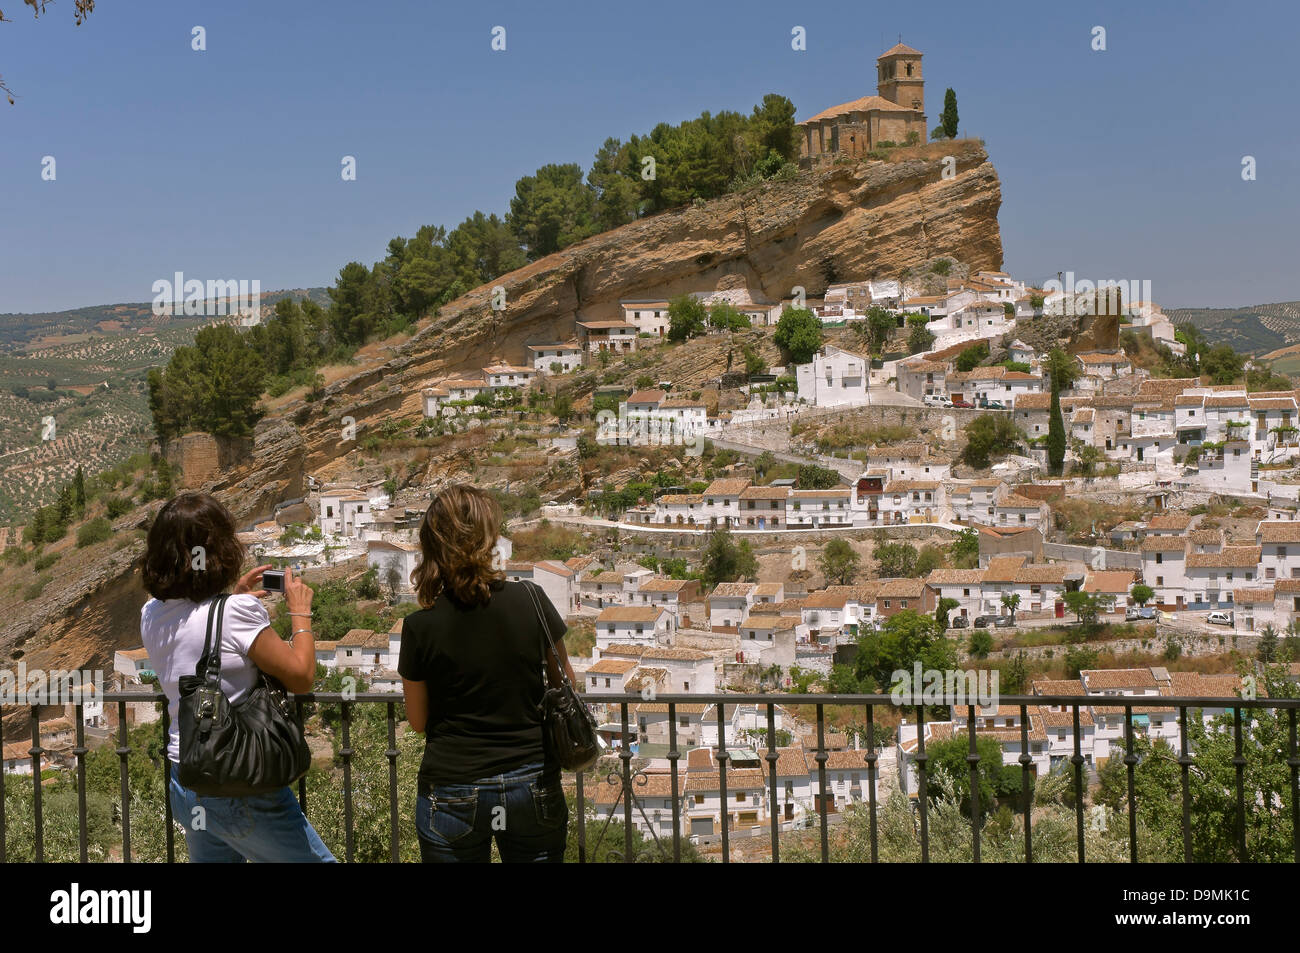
523, 581, 570, 690
194, 593, 230, 687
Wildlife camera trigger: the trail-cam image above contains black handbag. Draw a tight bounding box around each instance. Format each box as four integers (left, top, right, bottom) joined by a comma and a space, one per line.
177, 593, 312, 796
523, 581, 604, 773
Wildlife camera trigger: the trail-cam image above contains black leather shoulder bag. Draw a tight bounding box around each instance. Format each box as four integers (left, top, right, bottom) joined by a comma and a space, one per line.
523, 581, 603, 773
177, 593, 311, 796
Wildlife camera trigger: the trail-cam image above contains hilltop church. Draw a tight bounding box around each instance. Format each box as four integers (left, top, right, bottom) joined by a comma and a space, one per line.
798, 42, 928, 165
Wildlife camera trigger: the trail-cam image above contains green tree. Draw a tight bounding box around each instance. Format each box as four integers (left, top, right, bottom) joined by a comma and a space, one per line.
1044, 348, 1080, 391
773, 307, 823, 364
855, 610, 956, 695
796, 464, 841, 489
863, 306, 896, 355
950, 528, 979, 568
940, 88, 959, 139
1047, 378, 1066, 475
667, 294, 708, 341
1000, 592, 1020, 622
1131, 583, 1154, 607
709, 302, 749, 331
874, 541, 918, 577
148, 324, 267, 441
1004, 651, 1029, 694
967, 628, 994, 659
961, 414, 1023, 469
1071, 438, 1105, 476
1063, 643, 1100, 677
955, 341, 989, 372
76, 517, 112, 548
701, 528, 758, 588
914, 544, 945, 577
1200, 344, 1244, 385
818, 538, 861, 585
936, 596, 960, 630
907, 322, 935, 354
72, 465, 86, 512
507, 163, 598, 260
1258, 625, 1278, 662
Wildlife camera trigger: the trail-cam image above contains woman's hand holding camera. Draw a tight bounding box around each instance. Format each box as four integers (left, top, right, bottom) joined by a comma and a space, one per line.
283, 566, 314, 619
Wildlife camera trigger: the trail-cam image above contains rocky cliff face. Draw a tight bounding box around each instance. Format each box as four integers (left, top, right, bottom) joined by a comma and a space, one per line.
0, 140, 1004, 713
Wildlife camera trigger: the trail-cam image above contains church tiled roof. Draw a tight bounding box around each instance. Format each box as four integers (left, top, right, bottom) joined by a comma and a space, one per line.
801, 95, 917, 125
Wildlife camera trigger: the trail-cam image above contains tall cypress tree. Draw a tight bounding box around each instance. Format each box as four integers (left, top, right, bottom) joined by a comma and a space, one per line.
941, 88, 959, 139
1047, 378, 1066, 475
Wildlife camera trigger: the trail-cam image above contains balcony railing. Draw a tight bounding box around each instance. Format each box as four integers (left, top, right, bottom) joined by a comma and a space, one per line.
3, 691, 1298, 863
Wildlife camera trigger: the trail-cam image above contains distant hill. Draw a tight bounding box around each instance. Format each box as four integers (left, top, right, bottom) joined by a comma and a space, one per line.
0, 288, 331, 523
0, 288, 332, 353
1165, 301, 1300, 356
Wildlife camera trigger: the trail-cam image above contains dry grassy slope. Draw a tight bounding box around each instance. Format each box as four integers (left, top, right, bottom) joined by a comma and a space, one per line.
1, 140, 1004, 696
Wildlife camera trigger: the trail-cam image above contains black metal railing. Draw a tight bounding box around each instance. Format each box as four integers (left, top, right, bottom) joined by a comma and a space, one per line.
2, 692, 1297, 863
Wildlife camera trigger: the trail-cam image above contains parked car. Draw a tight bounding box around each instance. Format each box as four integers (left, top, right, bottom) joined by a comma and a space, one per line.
984, 399, 1006, 410
1207, 611, 1234, 626
923, 394, 953, 408
949, 614, 969, 628
973, 614, 1014, 628
1125, 606, 1157, 621
952, 398, 972, 409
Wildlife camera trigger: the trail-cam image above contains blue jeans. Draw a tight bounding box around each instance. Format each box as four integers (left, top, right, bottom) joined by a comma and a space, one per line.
168, 764, 335, 863
416, 761, 567, 863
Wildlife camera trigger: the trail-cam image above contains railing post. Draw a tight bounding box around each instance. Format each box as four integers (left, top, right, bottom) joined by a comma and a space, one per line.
667, 702, 681, 864
1232, 705, 1246, 861
619, 702, 633, 863
74, 704, 89, 863
341, 700, 354, 863
716, 702, 730, 863
29, 706, 43, 863
1071, 705, 1085, 863
1018, 703, 1032, 863
1178, 706, 1193, 863
160, 703, 174, 863
765, 703, 779, 863
967, 703, 980, 863
815, 703, 829, 863
576, 771, 587, 864
915, 704, 929, 863
865, 704, 878, 864
116, 700, 130, 863
1123, 705, 1137, 863
386, 701, 399, 863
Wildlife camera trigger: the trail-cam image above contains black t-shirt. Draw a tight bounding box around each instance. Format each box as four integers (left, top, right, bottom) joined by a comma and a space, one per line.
398, 579, 566, 790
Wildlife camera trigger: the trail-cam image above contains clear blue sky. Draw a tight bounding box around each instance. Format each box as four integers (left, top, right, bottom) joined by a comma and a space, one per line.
2, 0, 1296, 314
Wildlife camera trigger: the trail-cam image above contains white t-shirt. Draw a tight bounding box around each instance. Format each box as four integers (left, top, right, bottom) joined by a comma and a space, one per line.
139, 594, 272, 762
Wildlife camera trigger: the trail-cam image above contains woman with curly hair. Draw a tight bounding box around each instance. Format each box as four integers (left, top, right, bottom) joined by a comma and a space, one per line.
139, 491, 334, 862
400, 484, 576, 863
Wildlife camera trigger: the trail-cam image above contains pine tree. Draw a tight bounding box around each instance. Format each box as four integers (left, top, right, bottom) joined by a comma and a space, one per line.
155, 458, 174, 499
55, 484, 74, 528
73, 465, 86, 512
1047, 379, 1066, 475
941, 88, 959, 139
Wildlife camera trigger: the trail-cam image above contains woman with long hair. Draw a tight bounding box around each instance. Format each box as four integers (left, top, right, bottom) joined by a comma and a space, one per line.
139, 491, 334, 862
399, 484, 575, 863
